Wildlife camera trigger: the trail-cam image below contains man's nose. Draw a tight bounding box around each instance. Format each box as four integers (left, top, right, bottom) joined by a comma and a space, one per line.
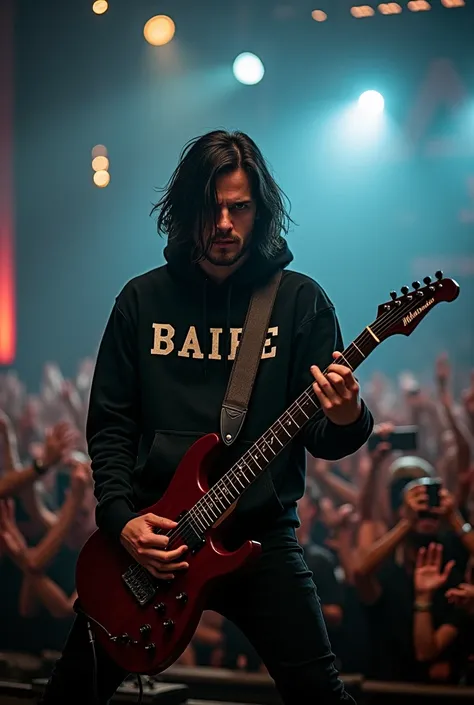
217, 208, 232, 231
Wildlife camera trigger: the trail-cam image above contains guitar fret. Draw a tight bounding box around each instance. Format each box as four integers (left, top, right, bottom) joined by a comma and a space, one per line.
304, 391, 318, 408
257, 439, 273, 461
295, 399, 309, 419
191, 510, 207, 532
241, 461, 256, 479
203, 498, 218, 519
338, 353, 353, 370
269, 429, 284, 447
351, 341, 365, 358
277, 418, 292, 438
232, 470, 246, 489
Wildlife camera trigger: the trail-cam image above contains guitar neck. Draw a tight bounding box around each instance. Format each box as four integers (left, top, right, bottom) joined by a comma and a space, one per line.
191, 323, 381, 532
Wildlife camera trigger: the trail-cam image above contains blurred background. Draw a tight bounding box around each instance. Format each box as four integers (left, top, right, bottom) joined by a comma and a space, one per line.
1, 0, 474, 703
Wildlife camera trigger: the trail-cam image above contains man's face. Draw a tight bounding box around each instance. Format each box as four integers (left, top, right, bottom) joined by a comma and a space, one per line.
202, 168, 257, 268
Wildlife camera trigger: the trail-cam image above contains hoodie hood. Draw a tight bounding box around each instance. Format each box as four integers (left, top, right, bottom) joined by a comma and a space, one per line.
163, 237, 294, 289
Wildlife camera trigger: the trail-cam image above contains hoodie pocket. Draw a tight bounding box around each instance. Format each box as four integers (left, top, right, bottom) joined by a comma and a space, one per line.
137, 430, 205, 495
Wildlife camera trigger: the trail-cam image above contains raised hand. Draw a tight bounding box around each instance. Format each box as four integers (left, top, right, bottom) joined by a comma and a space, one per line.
401, 483, 429, 524
445, 583, 474, 613
42, 422, 79, 468
414, 543, 455, 598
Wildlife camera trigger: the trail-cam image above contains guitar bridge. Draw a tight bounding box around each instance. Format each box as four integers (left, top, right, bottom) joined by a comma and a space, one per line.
122, 564, 157, 606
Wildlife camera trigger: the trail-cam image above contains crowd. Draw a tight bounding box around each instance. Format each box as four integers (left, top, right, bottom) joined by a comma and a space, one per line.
1, 353, 474, 685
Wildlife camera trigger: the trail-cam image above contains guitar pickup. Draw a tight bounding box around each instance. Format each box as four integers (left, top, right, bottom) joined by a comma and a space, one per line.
122, 564, 157, 606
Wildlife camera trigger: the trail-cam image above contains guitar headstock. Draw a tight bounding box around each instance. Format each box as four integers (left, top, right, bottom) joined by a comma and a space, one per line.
373, 271, 460, 342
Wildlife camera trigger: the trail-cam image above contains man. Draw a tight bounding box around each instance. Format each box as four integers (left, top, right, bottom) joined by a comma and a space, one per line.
41, 130, 373, 704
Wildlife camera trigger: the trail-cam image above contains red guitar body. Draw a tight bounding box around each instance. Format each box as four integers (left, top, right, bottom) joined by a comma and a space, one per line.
75, 433, 261, 675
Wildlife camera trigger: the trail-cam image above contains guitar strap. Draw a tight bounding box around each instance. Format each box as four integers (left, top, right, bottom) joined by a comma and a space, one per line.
220, 269, 283, 447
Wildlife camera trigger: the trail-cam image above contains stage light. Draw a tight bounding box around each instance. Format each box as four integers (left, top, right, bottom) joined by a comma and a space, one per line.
233, 53, 265, 86
350, 5, 375, 17
378, 2, 402, 13
407, 0, 431, 10
144, 15, 176, 46
93, 170, 110, 188
92, 156, 109, 172
92, 144, 108, 159
358, 90, 385, 114
312, 10, 328, 21
92, 0, 108, 14
441, 0, 465, 6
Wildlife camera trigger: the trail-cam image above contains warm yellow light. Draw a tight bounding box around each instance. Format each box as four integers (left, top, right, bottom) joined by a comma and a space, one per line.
441, 0, 465, 7
378, 2, 402, 12
92, 0, 108, 15
407, 0, 431, 10
92, 156, 110, 172
92, 144, 108, 159
350, 5, 376, 17
143, 15, 176, 47
311, 9, 328, 21
93, 170, 110, 188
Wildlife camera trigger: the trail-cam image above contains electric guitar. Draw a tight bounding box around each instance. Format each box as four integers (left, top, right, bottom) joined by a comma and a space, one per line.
75, 271, 459, 675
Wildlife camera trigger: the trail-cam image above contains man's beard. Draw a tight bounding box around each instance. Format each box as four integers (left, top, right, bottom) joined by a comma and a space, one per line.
204, 237, 249, 268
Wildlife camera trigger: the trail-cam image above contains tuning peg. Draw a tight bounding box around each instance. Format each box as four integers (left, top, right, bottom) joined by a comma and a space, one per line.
423, 276, 432, 285
401, 286, 409, 295
435, 270, 443, 280
390, 291, 397, 301
412, 281, 420, 290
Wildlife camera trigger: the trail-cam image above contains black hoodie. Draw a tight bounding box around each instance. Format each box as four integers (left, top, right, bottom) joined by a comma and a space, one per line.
86, 240, 373, 542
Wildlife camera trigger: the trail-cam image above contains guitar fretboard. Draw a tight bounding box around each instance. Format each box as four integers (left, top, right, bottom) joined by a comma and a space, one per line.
186, 323, 381, 534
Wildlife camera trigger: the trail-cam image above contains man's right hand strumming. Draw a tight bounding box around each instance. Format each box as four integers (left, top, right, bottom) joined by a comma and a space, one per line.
120, 514, 189, 580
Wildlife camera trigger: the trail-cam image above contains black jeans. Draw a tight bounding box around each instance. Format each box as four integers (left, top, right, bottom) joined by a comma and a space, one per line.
40, 529, 355, 705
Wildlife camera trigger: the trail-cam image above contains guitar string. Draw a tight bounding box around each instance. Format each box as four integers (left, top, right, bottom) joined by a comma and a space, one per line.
170, 288, 431, 545
164, 286, 436, 553
158, 285, 439, 552
163, 286, 436, 551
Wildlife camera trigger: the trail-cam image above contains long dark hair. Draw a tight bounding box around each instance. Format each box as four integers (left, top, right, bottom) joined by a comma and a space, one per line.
151, 130, 293, 260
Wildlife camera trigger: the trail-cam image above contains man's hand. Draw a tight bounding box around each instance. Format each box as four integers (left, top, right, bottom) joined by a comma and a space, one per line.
446, 583, 474, 613
401, 483, 429, 524
311, 352, 362, 426
120, 514, 189, 581
414, 543, 455, 599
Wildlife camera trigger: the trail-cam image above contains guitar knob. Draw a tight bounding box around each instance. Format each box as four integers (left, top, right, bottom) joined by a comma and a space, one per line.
144, 643, 156, 653
390, 291, 397, 301
154, 602, 166, 614
412, 281, 420, 290
163, 619, 175, 631
118, 633, 130, 644
140, 624, 152, 636
176, 592, 188, 604
435, 270, 443, 280
423, 276, 432, 285
401, 286, 409, 296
